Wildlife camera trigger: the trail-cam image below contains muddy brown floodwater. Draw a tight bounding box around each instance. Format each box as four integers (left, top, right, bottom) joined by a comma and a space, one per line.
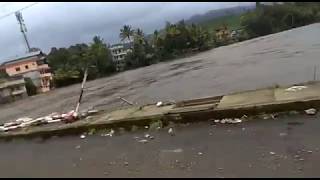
1, 23, 320, 123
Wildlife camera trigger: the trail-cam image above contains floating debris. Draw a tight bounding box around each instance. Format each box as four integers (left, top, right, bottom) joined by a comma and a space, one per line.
80, 134, 86, 139
75, 145, 81, 149
87, 109, 99, 115
138, 139, 148, 144
168, 128, 174, 136
156, 101, 163, 107
102, 129, 115, 137
198, 152, 203, 156
270, 152, 276, 155
305, 108, 317, 115
144, 134, 151, 138
162, 148, 183, 153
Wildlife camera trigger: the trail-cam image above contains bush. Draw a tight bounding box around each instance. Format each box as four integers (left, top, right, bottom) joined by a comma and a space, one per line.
24, 78, 38, 96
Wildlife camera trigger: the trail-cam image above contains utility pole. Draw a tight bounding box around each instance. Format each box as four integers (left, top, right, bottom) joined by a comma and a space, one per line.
15, 11, 31, 53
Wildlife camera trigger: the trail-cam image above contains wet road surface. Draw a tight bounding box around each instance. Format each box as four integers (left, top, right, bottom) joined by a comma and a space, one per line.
1, 23, 320, 123
1, 113, 320, 177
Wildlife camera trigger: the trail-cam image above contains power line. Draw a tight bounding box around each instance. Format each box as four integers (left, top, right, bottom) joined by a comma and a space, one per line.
0, 2, 38, 21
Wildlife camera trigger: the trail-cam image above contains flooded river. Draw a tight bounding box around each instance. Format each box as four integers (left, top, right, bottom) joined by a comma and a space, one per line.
0, 23, 320, 123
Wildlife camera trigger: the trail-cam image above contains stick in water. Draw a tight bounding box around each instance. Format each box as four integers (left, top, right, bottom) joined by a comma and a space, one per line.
118, 96, 134, 105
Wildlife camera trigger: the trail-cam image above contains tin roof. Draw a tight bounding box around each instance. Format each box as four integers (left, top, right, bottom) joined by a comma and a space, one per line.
1, 51, 43, 66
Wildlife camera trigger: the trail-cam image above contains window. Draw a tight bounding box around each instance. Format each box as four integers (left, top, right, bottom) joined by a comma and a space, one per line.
25, 65, 29, 69
15, 67, 21, 72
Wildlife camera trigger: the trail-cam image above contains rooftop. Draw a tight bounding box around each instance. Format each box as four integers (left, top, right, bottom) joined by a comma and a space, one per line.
0, 51, 44, 66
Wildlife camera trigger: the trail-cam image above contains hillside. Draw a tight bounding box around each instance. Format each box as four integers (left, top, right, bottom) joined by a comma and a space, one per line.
199, 14, 242, 31
185, 5, 255, 25
145, 5, 255, 41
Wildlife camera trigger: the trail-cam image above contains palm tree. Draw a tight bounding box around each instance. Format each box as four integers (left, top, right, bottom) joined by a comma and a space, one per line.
152, 30, 159, 47
134, 28, 145, 44
120, 25, 134, 42
166, 24, 180, 37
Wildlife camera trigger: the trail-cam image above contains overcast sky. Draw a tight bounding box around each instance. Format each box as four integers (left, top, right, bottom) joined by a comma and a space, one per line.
0, 2, 254, 61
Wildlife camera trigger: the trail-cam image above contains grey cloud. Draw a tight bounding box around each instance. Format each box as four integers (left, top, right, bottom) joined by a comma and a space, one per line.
0, 2, 254, 61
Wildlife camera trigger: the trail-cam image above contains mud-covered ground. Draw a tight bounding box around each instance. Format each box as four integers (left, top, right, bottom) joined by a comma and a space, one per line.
1, 23, 320, 123
1, 113, 320, 178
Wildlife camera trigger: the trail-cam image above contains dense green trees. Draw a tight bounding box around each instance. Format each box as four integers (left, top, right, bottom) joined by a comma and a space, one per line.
123, 21, 215, 70
24, 77, 37, 96
47, 36, 115, 87
241, 3, 320, 38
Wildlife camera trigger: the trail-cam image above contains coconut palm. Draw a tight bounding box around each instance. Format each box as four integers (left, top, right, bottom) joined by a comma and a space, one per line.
120, 25, 134, 42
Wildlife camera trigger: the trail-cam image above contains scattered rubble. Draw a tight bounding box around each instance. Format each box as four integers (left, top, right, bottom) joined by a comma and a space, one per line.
156, 101, 163, 107
80, 134, 86, 139
138, 139, 148, 144
144, 134, 151, 138
124, 161, 129, 166
305, 108, 317, 115
168, 128, 175, 136
212, 118, 242, 124
101, 129, 115, 137
162, 149, 183, 153
0, 108, 99, 133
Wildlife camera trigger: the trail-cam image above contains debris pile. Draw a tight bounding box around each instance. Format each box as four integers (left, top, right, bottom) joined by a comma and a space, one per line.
212, 118, 242, 124
0, 109, 99, 132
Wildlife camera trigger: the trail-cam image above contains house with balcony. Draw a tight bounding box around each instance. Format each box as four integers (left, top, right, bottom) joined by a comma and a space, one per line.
0, 75, 27, 104
0, 51, 53, 93
110, 42, 133, 71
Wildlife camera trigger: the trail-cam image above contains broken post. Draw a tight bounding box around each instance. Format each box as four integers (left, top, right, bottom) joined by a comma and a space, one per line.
118, 96, 134, 105
75, 66, 89, 114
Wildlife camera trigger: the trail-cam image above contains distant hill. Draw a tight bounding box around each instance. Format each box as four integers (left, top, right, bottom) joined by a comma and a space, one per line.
145, 5, 256, 42
185, 5, 256, 25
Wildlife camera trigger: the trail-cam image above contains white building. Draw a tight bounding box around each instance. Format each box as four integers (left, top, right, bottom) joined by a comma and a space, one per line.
110, 43, 132, 71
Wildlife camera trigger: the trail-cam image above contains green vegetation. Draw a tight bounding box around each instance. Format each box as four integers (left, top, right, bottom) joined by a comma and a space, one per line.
0, 71, 8, 79
24, 77, 37, 96
241, 2, 320, 38
200, 15, 242, 32
47, 36, 116, 87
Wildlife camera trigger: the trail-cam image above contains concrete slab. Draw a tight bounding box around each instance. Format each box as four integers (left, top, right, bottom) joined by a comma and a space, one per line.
92, 105, 174, 124
217, 89, 275, 109
275, 83, 320, 102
